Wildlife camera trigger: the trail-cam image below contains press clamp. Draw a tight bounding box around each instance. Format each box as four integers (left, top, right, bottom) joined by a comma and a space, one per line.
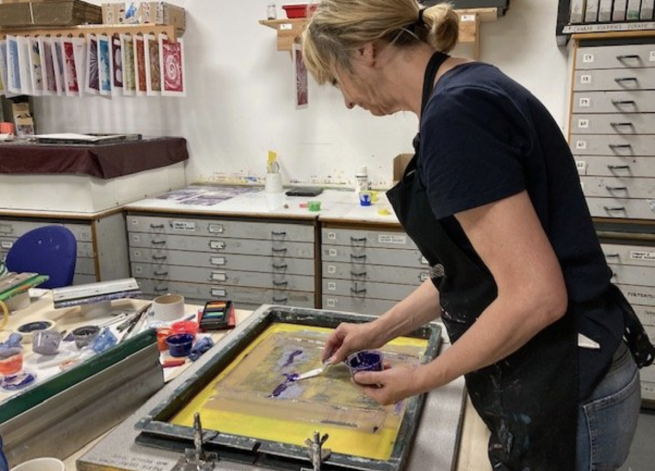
304, 430, 331, 471
172, 413, 219, 471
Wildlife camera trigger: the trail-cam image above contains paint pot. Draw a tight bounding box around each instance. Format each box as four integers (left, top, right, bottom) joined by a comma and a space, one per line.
16, 319, 56, 344
308, 200, 321, 212
10, 457, 65, 471
359, 191, 372, 206
156, 327, 173, 351
0, 369, 36, 391
0, 122, 15, 136
72, 325, 101, 349
0, 349, 23, 375
345, 350, 384, 376
166, 333, 194, 357
32, 329, 63, 355
152, 294, 185, 322
88, 327, 117, 353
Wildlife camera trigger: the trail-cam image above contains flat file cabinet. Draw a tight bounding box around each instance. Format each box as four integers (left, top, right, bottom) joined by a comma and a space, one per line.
598, 226, 655, 404
126, 212, 317, 310
569, 36, 655, 220
0, 211, 129, 285
321, 225, 429, 316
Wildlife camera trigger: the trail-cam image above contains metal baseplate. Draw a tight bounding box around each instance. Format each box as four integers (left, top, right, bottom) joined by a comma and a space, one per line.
172, 413, 219, 471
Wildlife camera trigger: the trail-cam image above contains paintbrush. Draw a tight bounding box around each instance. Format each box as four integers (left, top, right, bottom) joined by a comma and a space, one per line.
119, 303, 151, 343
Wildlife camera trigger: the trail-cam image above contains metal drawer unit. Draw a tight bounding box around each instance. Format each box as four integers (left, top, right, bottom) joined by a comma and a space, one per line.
0, 213, 129, 285
126, 213, 317, 308
600, 238, 655, 403
569, 38, 655, 221
322, 226, 429, 316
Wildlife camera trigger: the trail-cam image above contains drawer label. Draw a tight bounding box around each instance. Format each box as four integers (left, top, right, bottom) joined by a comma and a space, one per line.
210, 240, 226, 250
579, 97, 591, 108
650, 51, 655, 62
328, 248, 337, 257
132, 250, 141, 257
211, 288, 227, 297
211, 257, 226, 266
171, 221, 196, 232
630, 251, 655, 262
577, 118, 589, 129
132, 234, 141, 242
649, 199, 655, 212
626, 291, 655, 302
326, 298, 336, 308
575, 140, 587, 150
420, 256, 429, 265
1, 241, 12, 249
280, 23, 292, 30
378, 234, 407, 245
327, 265, 336, 274
327, 231, 337, 240
209, 224, 224, 233
134, 266, 143, 274
130, 218, 139, 225
212, 272, 227, 281
420, 272, 430, 282
579, 74, 592, 85
582, 53, 594, 63
327, 282, 337, 291
576, 161, 587, 175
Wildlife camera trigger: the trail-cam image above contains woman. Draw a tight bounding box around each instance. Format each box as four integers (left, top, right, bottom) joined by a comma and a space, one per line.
302, 1, 654, 470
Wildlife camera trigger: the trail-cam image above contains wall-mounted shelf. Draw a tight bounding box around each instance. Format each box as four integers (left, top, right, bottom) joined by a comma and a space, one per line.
0, 23, 178, 40
260, 8, 498, 59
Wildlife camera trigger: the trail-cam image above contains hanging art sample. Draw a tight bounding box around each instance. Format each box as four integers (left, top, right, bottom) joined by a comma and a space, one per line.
144, 34, 161, 96
97, 35, 112, 96
120, 34, 135, 96
111, 34, 123, 94
159, 34, 185, 97
28, 38, 43, 96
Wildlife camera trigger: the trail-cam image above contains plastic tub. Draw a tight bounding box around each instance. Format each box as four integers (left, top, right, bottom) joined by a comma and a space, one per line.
72, 325, 100, 349
170, 320, 199, 337
282, 4, 316, 18
166, 333, 194, 357
345, 350, 384, 376
32, 330, 63, 355
0, 350, 23, 375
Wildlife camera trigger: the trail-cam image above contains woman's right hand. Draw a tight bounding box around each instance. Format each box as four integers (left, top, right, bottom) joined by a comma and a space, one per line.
322, 321, 381, 364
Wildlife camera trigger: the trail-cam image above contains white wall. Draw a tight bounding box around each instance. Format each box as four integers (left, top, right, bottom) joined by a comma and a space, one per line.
33, 0, 569, 189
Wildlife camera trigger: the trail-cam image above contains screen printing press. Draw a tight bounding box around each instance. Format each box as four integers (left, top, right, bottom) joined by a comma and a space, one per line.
75, 305, 467, 471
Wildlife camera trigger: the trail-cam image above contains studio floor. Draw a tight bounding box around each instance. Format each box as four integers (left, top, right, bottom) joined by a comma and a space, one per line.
620, 408, 655, 471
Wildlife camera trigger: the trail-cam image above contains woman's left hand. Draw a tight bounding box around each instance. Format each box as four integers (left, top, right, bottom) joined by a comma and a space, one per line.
352, 365, 422, 405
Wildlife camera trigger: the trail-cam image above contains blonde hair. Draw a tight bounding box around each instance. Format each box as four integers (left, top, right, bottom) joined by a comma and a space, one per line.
302, 0, 459, 85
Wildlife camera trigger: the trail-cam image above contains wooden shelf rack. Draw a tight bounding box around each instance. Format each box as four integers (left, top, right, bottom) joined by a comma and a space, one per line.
0, 23, 178, 40
260, 8, 498, 59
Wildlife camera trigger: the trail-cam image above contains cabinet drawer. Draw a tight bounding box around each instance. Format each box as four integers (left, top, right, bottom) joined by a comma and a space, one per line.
322, 246, 426, 268
572, 91, 655, 113
643, 381, 655, 401
137, 278, 315, 308
643, 364, 655, 383
0, 220, 92, 241
574, 68, 655, 92
586, 197, 655, 219
129, 232, 314, 259
322, 261, 428, 285
322, 279, 415, 301
127, 214, 314, 242
576, 45, 655, 70
609, 263, 655, 287
577, 156, 655, 178
132, 263, 315, 292
322, 228, 418, 250
129, 248, 315, 276
570, 113, 655, 135
634, 304, 655, 327
617, 283, 655, 307
601, 243, 655, 267
571, 134, 655, 156
322, 295, 396, 316
581, 176, 655, 199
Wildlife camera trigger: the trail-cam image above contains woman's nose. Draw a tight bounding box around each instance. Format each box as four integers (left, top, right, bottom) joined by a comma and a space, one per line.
345, 98, 355, 109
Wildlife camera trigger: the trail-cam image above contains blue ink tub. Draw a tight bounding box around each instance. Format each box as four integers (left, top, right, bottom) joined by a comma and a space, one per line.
345, 350, 384, 376
166, 333, 195, 357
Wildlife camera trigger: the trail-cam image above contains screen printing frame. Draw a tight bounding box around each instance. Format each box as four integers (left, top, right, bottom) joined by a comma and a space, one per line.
135, 306, 442, 471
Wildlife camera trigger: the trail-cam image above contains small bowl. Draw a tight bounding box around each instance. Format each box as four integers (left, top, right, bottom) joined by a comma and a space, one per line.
72, 325, 101, 349
282, 3, 317, 18
345, 350, 384, 376
17, 320, 56, 343
0, 350, 23, 375
170, 320, 199, 337
32, 330, 63, 355
166, 333, 194, 358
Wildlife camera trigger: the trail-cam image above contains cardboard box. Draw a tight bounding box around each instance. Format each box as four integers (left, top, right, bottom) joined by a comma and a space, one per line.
393, 153, 413, 184
102, 2, 185, 35
0, 0, 102, 27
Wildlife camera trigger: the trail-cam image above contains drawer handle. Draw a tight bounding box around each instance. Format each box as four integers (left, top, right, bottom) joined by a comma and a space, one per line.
616, 54, 640, 60
271, 231, 287, 236
350, 236, 367, 242
273, 296, 289, 303
152, 255, 167, 261
350, 254, 367, 260
151, 240, 166, 246
350, 287, 367, 294
154, 286, 169, 293
609, 122, 633, 128
603, 206, 626, 212
272, 263, 288, 269
608, 144, 632, 150
150, 224, 165, 229
605, 253, 620, 258
611, 99, 636, 106
154, 271, 169, 277
614, 77, 638, 83
272, 247, 288, 253
350, 270, 367, 277
605, 186, 627, 191
607, 165, 630, 170
272, 280, 288, 287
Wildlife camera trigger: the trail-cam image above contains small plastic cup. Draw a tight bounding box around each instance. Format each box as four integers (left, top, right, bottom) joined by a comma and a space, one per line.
156, 327, 174, 352
88, 327, 117, 353
166, 333, 194, 358
345, 350, 384, 377
0, 349, 23, 375
72, 325, 100, 349
170, 320, 199, 337
32, 330, 63, 355
359, 191, 372, 206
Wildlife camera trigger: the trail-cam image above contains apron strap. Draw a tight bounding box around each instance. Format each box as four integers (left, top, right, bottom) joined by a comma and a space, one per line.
413, 51, 450, 155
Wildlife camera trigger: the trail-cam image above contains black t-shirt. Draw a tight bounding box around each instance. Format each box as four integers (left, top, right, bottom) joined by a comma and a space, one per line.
417, 62, 624, 398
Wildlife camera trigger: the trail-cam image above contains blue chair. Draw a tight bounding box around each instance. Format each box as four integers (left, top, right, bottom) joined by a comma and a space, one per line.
5, 226, 77, 289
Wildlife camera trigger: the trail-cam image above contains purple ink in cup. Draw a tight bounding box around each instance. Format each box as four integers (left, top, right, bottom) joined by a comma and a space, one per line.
345, 350, 384, 377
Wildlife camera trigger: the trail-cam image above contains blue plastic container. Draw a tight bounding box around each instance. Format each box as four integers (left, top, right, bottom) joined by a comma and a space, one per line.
166, 333, 195, 357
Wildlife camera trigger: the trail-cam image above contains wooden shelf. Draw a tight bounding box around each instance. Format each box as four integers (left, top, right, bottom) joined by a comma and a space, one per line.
0, 23, 179, 41
260, 8, 498, 59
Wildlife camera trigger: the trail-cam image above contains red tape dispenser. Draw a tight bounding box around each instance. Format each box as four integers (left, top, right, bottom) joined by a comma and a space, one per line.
199, 300, 235, 331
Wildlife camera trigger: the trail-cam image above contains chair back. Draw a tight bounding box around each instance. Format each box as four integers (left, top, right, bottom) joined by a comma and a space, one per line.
5, 226, 77, 289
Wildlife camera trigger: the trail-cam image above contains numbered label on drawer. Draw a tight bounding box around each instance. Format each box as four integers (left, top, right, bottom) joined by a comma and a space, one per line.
211, 257, 226, 266
579, 97, 591, 108
211, 288, 227, 297
326, 298, 337, 308
575, 140, 587, 150
327, 265, 336, 274
210, 240, 226, 250
631, 251, 655, 262
327, 231, 337, 240
582, 53, 594, 63
576, 161, 587, 175
577, 118, 589, 129
378, 234, 406, 245
579, 74, 592, 85
327, 249, 337, 257
651, 51, 655, 62
327, 282, 337, 291
211, 272, 227, 281
171, 221, 196, 232
1, 241, 13, 249
209, 224, 224, 234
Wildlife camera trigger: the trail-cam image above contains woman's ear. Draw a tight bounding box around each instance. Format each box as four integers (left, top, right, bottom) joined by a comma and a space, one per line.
357, 42, 377, 67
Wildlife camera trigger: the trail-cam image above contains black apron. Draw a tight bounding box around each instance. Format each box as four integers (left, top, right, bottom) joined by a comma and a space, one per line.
386, 52, 578, 470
